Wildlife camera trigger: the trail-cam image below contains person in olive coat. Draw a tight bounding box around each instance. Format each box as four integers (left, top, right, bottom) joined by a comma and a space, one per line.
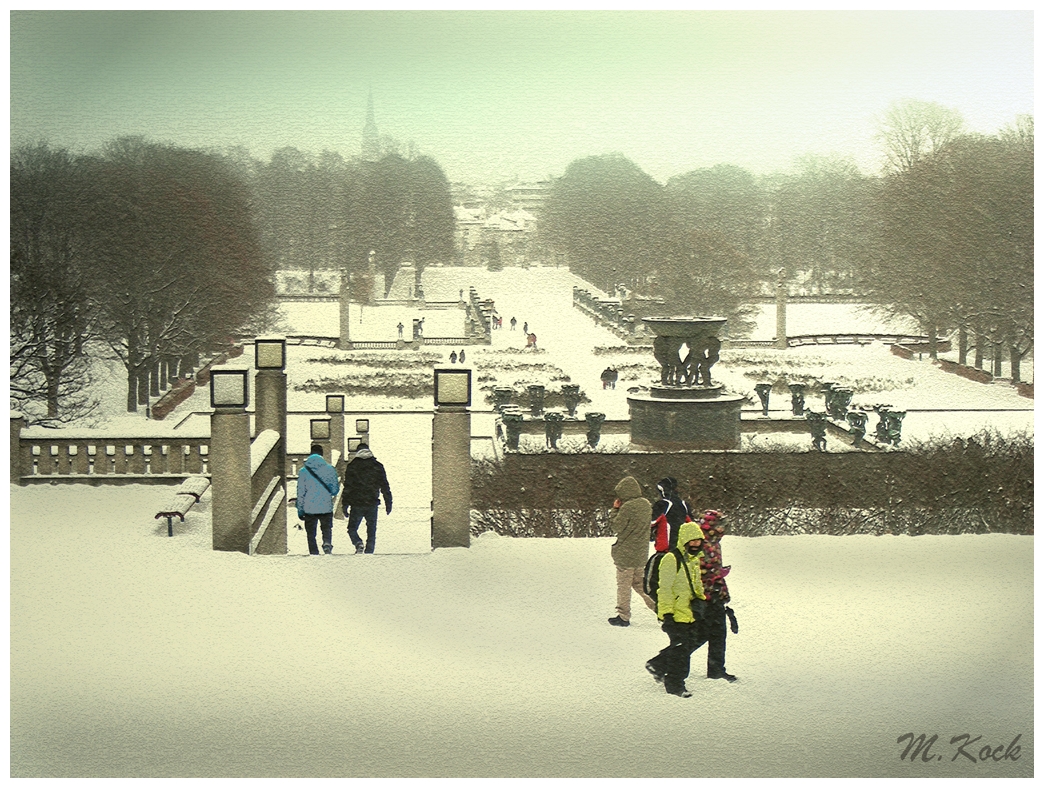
607, 476, 655, 627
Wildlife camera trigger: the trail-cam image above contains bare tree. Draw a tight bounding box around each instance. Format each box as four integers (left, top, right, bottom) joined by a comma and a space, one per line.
10, 143, 100, 423
876, 99, 965, 173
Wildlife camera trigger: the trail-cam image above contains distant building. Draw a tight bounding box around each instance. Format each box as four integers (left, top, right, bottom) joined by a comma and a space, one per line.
362, 90, 380, 162
505, 180, 551, 215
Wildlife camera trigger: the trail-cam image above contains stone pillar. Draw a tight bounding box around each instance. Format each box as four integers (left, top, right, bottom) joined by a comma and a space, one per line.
10, 412, 25, 486
431, 407, 471, 548
254, 368, 288, 549
254, 369, 287, 472
775, 270, 788, 350
210, 407, 252, 552
326, 397, 345, 520
339, 272, 352, 349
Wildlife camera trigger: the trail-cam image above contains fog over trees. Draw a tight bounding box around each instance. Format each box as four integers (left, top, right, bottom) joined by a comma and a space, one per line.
8, 100, 1033, 420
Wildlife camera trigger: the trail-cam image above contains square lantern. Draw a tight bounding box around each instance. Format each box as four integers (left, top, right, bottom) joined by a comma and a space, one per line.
210, 369, 249, 408
347, 437, 362, 453
434, 368, 471, 407
355, 418, 370, 434
326, 394, 345, 413
310, 418, 331, 441
254, 336, 286, 370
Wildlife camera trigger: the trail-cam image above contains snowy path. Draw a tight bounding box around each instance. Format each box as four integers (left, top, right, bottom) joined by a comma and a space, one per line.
10, 484, 1033, 777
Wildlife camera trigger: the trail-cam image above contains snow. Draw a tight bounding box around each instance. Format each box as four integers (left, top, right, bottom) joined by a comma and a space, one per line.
9, 265, 1035, 777
9, 483, 1032, 777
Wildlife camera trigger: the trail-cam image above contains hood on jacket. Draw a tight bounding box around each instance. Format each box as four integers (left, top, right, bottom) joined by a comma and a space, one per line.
657, 477, 678, 498
614, 476, 642, 502
305, 453, 331, 471
354, 448, 375, 460
677, 519, 704, 552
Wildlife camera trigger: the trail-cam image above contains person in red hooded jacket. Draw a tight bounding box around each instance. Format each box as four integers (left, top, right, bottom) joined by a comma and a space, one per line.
699, 510, 738, 682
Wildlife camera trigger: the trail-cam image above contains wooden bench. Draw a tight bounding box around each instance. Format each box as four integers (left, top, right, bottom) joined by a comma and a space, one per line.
154, 475, 211, 536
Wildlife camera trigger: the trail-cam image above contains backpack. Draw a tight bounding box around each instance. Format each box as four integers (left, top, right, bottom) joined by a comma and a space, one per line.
643, 548, 697, 602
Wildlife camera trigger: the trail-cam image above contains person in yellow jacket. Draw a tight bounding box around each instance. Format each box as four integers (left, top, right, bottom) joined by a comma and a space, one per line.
644, 520, 709, 697
607, 476, 654, 627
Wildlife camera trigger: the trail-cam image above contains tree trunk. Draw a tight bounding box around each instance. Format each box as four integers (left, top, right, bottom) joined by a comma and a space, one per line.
992, 341, 1003, 378
137, 366, 149, 406
1010, 346, 1021, 384
150, 359, 160, 397
127, 370, 137, 413
958, 326, 968, 365
46, 376, 59, 418
974, 324, 984, 369
928, 324, 938, 360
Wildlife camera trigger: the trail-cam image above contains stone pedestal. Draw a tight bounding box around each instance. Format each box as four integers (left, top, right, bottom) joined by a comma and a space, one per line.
211, 408, 252, 552
628, 390, 743, 450
431, 407, 471, 548
10, 412, 24, 485
629, 316, 743, 450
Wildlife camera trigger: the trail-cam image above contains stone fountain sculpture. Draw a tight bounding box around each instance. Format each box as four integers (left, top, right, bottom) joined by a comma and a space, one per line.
627, 317, 743, 450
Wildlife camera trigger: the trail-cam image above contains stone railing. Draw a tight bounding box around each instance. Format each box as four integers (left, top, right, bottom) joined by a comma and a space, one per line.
11, 414, 210, 485
248, 429, 287, 555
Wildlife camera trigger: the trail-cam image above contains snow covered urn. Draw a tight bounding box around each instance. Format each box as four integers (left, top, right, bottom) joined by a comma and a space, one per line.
527, 384, 545, 417
584, 411, 605, 448
543, 410, 565, 450
627, 317, 743, 450
501, 408, 524, 451
561, 384, 581, 417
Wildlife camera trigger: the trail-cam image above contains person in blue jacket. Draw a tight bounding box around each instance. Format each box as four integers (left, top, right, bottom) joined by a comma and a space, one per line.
296, 443, 341, 555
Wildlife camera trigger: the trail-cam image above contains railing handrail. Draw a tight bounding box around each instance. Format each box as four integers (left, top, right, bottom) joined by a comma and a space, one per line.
250, 429, 280, 477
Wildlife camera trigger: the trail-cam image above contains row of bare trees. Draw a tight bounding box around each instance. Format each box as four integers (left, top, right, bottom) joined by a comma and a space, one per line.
541, 100, 1032, 375
11, 138, 274, 422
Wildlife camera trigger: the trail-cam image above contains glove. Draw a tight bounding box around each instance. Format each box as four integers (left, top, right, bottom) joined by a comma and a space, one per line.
725, 606, 739, 634
661, 613, 674, 624
385, 502, 392, 515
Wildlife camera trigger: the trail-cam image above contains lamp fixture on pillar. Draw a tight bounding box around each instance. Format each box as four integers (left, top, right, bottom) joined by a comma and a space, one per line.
254, 336, 286, 370
310, 418, 331, 441
433, 368, 472, 408
210, 370, 249, 409
326, 394, 344, 413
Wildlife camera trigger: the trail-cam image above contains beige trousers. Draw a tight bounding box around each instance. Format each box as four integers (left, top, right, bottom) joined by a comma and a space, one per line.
616, 565, 656, 621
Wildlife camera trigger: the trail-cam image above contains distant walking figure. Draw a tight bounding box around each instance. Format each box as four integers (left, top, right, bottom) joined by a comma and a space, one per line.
296, 444, 341, 555
341, 442, 393, 554
449, 351, 458, 364
397, 322, 404, 339
526, 332, 537, 350
523, 321, 528, 334
459, 349, 465, 363
510, 317, 517, 331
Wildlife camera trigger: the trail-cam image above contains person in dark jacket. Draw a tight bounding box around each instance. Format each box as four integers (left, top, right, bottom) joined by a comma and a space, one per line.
341, 442, 392, 554
296, 444, 341, 555
650, 477, 692, 552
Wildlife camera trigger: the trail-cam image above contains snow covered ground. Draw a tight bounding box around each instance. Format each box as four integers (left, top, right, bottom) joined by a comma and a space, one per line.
10, 483, 1033, 778
9, 265, 1035, 776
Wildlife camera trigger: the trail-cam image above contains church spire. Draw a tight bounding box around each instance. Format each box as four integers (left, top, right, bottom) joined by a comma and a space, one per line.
362, 89, 380, 162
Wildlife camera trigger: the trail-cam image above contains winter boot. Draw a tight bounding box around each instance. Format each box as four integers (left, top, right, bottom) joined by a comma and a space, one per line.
664, 682, 692, 698
607, 616, 630, 627
708, 670, 737, 682
645, 662, 665, 683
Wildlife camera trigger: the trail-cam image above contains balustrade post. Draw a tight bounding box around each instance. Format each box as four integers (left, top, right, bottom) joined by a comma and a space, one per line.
10, 413, 24, 486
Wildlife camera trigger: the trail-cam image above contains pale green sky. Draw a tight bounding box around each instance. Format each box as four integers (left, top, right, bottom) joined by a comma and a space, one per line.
10, 10, 1033, 184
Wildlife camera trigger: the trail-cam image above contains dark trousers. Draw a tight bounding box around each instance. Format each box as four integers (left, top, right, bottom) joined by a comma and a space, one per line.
304, 512, 333, 555
347, 504, 379, 553
648, 617, 708, 688
705, 601, 728, 676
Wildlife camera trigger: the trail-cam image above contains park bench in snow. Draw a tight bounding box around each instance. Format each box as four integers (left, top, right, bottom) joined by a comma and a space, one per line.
154, 475, 211, 536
